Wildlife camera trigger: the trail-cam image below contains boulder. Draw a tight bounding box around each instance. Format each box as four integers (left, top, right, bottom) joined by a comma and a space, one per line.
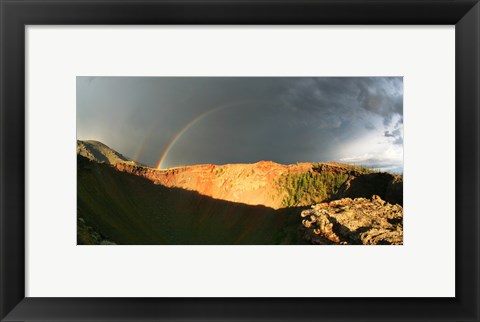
301, 195, 403, 245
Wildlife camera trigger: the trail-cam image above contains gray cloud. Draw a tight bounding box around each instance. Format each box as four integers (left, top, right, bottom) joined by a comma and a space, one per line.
357, 78, 403, 125
384, 127, 403, 145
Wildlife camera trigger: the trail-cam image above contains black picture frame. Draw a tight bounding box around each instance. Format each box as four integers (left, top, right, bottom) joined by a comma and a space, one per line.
1, 0, 479, 321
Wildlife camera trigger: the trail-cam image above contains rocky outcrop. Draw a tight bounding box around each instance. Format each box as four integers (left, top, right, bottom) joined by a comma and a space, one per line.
301, 195, 403, 245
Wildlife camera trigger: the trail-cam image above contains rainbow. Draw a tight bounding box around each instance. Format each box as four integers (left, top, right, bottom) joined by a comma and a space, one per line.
156, 100, 259, 169
132, 124, 157, 163
131, 116, 169, 164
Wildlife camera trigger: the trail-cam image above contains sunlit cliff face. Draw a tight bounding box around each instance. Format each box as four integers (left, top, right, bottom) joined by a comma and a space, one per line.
77, 77, 403, 173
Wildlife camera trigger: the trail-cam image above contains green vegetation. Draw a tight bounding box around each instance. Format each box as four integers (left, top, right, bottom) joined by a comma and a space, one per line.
344, 163, 380, 174
277, 171, 349, 207
312, 162, 380, 175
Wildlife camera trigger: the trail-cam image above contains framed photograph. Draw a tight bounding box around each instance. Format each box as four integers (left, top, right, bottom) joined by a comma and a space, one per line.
1, 0, 479, 321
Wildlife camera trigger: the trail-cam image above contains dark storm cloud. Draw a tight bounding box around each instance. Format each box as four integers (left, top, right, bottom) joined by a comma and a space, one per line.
281, 77, 403, 128
356, 78, 403, 125
77, 77, 403, 171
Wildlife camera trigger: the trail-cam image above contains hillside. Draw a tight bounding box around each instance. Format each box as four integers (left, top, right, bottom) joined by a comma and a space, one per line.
77, 140, 139, 166
114, 161, 403, 209
77, 140, 403, 245
78, 155, 304, 245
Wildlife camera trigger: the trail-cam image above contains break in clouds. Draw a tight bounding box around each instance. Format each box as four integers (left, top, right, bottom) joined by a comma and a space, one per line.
77, 77, 403, 173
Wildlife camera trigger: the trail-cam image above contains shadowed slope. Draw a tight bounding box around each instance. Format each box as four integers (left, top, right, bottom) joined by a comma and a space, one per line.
77, 156, 305, 245
333, 172, 403, 206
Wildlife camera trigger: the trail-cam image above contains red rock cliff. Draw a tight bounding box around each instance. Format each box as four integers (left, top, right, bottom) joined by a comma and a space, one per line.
113, 161, 347, 209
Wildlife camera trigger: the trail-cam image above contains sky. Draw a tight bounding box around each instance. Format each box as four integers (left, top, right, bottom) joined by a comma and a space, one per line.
77, 77, 403, 173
